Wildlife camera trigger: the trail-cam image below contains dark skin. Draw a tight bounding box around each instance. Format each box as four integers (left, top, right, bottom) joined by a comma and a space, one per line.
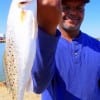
59, 1, 85, 41
37, 0, 62, 35
37, 0, 86, 39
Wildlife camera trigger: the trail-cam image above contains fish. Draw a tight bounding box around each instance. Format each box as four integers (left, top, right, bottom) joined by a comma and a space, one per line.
4, 0, 37, 100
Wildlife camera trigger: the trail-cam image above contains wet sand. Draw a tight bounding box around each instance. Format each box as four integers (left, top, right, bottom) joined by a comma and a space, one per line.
0, 82, 41, 100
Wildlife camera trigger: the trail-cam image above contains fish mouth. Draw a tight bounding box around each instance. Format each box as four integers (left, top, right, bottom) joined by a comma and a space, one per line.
19, 2, 28, 5
18, 1, 32, 8
19, 0, 32, 5
19, 1, 30, 5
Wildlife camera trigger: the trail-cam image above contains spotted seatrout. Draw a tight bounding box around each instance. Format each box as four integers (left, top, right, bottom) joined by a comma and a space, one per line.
4, 0, 37, 100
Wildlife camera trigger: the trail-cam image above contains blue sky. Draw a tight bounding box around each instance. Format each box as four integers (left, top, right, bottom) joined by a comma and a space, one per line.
0, 0, 100, 38
0, 0, 11, 34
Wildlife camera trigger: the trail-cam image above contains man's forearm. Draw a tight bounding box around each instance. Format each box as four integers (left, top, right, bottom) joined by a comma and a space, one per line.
31, 27, 60, 93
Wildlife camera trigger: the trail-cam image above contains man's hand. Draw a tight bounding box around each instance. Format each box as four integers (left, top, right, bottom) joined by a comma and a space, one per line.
37, 0, 62, 35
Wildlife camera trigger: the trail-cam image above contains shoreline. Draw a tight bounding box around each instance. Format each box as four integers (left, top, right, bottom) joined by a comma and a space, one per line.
0, 39, 5, 43
0, 81, 41, 100
0, 81, 6, 87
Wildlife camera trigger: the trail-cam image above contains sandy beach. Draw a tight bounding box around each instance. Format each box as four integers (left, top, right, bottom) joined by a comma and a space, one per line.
0, 82, 41, 100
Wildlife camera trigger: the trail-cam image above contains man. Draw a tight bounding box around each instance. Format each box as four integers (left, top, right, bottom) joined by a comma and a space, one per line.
32, 0, 100, 100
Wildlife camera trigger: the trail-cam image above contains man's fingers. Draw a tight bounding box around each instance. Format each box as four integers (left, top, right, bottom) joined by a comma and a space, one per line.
38, 0, 61, 6
37, 0, 62, 34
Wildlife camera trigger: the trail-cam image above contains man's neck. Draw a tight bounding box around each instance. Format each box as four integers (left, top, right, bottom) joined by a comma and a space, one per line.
60, 28, 80, 42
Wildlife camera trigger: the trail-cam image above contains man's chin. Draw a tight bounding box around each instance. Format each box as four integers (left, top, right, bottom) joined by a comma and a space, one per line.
63, 26, 78, 31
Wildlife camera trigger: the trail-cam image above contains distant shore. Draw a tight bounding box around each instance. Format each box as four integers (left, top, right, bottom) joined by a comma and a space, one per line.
0, 38, 5, 43
0, 81, 6, 87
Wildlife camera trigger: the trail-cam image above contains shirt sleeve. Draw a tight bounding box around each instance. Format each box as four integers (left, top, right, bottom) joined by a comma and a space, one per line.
31, 27, 60, 94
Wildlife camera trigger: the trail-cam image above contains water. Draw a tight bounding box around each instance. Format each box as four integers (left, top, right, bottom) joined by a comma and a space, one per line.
0, 43, 6, 82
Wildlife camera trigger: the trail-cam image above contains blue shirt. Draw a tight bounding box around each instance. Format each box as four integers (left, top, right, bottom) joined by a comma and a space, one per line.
32, 27, 100, 100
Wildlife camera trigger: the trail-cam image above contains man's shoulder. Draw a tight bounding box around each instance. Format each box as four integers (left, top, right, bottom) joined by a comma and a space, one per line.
81, 32, 100, 50
82, 32, 99, 43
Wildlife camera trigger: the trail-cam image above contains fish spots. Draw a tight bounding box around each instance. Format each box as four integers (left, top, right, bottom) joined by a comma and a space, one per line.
4, 37, 18, 100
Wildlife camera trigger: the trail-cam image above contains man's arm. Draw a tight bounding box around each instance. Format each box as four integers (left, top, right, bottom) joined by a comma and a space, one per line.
31, 0, 61, 93
32, 27, 60, 93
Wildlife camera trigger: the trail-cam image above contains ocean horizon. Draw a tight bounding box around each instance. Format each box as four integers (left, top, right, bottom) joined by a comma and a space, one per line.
0, 43, 6, 82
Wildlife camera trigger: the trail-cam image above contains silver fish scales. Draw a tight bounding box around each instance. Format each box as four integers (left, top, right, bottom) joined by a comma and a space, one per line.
4, 0, 37, 100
